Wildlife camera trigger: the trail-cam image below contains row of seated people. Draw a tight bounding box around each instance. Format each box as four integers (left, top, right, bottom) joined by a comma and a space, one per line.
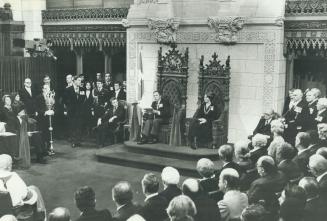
2, 118, 327, 221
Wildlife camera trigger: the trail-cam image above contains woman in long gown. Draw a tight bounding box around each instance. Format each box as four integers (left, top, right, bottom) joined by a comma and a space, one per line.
16, 108, 31, 169
188, 93, 220, 149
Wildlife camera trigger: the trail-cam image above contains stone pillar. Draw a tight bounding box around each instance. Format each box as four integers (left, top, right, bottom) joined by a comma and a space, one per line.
75, 49, 84, 76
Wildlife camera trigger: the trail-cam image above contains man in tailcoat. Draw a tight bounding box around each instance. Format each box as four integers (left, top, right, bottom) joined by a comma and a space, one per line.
65, 76, 85, 148
113, 82, 126, 101
95, 97, 126, 147
284, 89, 310, 145
306, 88, 320, 130
138, 91, 170, 144
19, 78, 37, 118
103, 73, 115, 100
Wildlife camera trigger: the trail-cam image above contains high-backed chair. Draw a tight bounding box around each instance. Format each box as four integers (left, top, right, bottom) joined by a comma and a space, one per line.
186, 52, 231, 148
156, 45, 189, 144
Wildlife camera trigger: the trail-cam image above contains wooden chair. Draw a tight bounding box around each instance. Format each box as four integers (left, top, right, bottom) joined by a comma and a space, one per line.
186, 52, 231, 148
156, 45, 189, 144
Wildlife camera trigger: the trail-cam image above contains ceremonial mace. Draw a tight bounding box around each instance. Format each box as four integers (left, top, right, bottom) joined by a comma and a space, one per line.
45, 91, 55, 153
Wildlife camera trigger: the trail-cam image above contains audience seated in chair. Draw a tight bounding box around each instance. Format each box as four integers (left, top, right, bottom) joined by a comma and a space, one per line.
182, 178, 221, 221
166, 195, 197, 221
216, 144, 243, 177
217, 168, 248, 221
74, 186, 112, 221
293, 132, 313, 176
139, 173, 168, 221
48, 207, 71, 221
299, 177, 327, 221
308, 154, 327, 202
111, 181, 141, 221
158, 167, 181, 203
0, 215, 17, 221
249, 109, 278, 140
138, 91, 170, 144
241, 204, 268, 221
267, 119, 285, 163
247, 134, 268, 165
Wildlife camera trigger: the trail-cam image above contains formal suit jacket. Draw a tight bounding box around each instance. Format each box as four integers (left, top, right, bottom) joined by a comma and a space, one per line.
292, 149, 312, 176
278, 159, 302, 181
318, 173, 327, 201
307, 100, 318, 130
95, 88, 110, 106
82, 91, 95, 116
65, 86, 86, 117
284, 100, 309, 131
195, 103, 220, 123
248, 171, 287, 207
151, 98, 171, 123
113, 202, 141, 221
19, 87, 36, 117
76, 208, 112, 221
218, 190, 248, 221
158, 185, 181, 203
103, 82, 115, 98
252, 117, 272, 136
199, 176, 219, 193
115, 90, 126, 101
215, 161, 243, 179
0, 191, 13, 217
303, 196, 327, 221
100, 104, 126, 125
315, 109, 327, 125
192, 193, 221, 221
249, 148, 268, 165
140, 194, 168, 221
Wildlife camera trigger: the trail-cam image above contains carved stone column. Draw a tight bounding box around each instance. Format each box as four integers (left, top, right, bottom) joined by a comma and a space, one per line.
74, 48, 84, 75
104, 50, 113, 74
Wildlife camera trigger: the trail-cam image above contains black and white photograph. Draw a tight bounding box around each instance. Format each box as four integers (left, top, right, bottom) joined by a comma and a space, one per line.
0, 0, 327, 220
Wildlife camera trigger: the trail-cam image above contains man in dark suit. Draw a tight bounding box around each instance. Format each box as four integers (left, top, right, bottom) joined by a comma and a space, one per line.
293, 132, 312, 176
250, 109, 276, 139
94, 81, 110, 107
284, 89, 310, 145
138, 91, 170, 144
95, 97, 126, 147
248, 156, 287, 214
158, 166, 181, 203
103, 73, 115, 100
112, 181, 141, 221
74, 186, 112, 221
308, 154, 327, 201
65, 76, 85, 148
299, 177, 327, 221
215, 144, 243, 177
306, 89, 320, 130
114, 82, 126, 101
182, 178, 221, 221
140, 173, 168, 221
19, 78, 37, 118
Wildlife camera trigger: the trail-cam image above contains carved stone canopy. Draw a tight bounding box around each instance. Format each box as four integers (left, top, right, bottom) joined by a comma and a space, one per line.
207, 16, 245, 44
148, 18, 180, 44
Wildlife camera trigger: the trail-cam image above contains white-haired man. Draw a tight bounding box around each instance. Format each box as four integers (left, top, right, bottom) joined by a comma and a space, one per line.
158, 167, 181, 203
218, 168, 248, 221
284, 89, 309, 145
308, 154, 327, 201
316, 98, 327, 125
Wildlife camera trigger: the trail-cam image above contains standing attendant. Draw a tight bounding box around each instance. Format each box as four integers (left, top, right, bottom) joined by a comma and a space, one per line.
188, 93, 220, 149
19, 78, 37, 118
284, 89, 309, 145
306, 89, 320, 130
82, 82, 95, 137
114, 82, 126, 101
103, 73, 114, 100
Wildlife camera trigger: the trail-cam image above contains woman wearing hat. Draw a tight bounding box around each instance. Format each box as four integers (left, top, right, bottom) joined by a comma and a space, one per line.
188, 93, 220, 149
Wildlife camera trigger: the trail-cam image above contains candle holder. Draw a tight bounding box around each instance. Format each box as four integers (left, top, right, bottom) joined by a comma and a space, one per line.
45, 90, 55, 153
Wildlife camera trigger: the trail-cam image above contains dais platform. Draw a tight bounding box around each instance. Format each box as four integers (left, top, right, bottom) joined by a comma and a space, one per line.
95, 141, 222, 177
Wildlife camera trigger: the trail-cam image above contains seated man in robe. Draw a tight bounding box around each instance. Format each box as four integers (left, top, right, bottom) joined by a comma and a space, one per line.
138, 91, 170, 144
95, 97, 126, 147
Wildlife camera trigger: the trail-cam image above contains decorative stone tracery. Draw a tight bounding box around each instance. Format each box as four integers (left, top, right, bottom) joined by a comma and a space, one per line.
148, 18, 180, 44
207, 16, 245, 44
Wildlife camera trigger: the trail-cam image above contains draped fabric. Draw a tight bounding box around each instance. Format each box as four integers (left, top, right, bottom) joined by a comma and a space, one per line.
18, 116, 31, 169
169, 107, 185, 146
129, 103, 141, 141
0, 56, 55, 97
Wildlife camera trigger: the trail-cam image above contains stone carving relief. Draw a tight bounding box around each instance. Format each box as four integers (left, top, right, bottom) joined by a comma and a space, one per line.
207, 16, 245, 44
122, 19, 130, 28
148, 18, 180, 44
136, 0, 158, 4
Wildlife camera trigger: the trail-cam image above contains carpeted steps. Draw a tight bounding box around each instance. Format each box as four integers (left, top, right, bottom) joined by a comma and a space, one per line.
95, 141, 221, 177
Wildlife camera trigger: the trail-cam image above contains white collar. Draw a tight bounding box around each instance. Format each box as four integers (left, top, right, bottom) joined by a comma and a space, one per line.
117, 204, 127, 211
318, 109, 326, 115
297, 148, 307, 155
144, 193, 158, 202
317, 171, 327, 182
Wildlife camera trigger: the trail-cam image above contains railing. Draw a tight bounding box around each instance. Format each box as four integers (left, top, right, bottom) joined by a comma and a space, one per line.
285, 0, 327, 16
42, 8, 128, 22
